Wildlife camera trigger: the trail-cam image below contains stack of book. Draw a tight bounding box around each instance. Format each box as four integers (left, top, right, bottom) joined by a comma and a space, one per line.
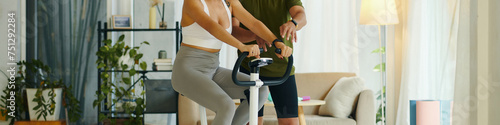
153, 58, 173, 71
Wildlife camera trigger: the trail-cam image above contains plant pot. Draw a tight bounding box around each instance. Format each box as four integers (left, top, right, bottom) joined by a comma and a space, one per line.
117, 53, 135, 70
115, 98, 136, 112
103, 118, 129, 125
26, 88, 63, 121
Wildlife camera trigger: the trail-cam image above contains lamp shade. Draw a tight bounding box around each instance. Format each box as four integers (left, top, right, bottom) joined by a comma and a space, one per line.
360, 0, 399, 25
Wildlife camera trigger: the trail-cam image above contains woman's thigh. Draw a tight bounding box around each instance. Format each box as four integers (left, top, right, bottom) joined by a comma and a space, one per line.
212, 67, 251, 99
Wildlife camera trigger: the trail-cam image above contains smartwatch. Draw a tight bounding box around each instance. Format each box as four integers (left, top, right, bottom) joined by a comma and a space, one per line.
291, 19, 298, 28
272, 39, 284, 47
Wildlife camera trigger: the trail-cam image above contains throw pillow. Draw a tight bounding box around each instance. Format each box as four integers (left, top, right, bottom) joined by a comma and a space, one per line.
318, 76, 365, 118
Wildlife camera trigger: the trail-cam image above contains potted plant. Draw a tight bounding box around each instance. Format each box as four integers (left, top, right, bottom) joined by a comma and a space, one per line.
0, 59, 81, 124
372, 47, 386, 125
94, 34, 149, 125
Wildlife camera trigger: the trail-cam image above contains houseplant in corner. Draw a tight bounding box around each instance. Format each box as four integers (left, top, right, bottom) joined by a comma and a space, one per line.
94, 34, 149, 125
0, 59, 81, 124
372, 47, 386, 124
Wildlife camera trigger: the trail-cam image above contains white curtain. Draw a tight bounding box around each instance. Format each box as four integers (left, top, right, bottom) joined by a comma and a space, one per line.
220, 0, 361, 74
396, 0, 460, 124
294, 0, 359, 73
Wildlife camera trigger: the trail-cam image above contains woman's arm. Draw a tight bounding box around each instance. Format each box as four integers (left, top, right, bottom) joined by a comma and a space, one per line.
232, 17, 271, 52
183, 0, 260, 57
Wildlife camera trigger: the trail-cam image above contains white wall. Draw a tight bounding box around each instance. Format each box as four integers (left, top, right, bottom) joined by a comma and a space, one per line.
132, 0, 177, 80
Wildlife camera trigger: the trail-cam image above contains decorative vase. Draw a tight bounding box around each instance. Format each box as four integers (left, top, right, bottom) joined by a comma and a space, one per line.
26, 88, 63, 121
158, 50, 167, 59
149, 7, 156, 29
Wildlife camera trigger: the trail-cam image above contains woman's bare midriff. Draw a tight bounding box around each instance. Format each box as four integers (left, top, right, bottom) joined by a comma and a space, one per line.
181, 43, 221, 53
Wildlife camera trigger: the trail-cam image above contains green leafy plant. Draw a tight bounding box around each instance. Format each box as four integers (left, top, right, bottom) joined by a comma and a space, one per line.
375, 87, 386, 123
94, 34, 149, 125
0, 60, 82, 124
371, 47, 386, 72
372, 46, 386, 124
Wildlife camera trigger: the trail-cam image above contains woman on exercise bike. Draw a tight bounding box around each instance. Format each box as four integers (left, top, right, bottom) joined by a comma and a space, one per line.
172, 0, 292, 124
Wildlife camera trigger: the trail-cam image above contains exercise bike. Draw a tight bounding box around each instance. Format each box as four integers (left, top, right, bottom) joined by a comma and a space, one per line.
199, 48, 293, 125
232, 48, 293, 125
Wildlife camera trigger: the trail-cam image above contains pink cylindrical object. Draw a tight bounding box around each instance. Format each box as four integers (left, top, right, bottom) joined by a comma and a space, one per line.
302, 96, 310, 101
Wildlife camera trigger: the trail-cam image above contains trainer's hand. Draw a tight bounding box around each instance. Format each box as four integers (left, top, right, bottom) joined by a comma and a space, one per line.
274, 42, 292, 59
238, 44, 261, 58
280, 21, 297, 43
255, 36, 271, 52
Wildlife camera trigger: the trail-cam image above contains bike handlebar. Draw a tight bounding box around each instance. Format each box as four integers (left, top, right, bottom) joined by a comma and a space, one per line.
232, 49, 293, 86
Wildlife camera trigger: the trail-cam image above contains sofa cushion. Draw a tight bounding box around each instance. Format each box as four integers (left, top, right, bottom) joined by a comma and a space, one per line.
318, 76, 365, 118
295, 72, 356, 115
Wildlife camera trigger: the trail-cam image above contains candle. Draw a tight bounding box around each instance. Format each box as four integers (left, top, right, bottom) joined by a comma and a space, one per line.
149, 7, 156, 29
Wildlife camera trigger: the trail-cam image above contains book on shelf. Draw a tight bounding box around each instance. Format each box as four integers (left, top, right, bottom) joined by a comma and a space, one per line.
153, 65, 173, 71
152, 60, 173, 71
154, 58, 172, 63
154, 62, 172, 66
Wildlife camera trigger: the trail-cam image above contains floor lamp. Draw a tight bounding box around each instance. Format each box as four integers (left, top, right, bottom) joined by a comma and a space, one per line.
359, 0, 399, 124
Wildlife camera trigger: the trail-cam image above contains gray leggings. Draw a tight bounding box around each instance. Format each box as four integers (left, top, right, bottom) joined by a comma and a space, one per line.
172, 46, 269, 125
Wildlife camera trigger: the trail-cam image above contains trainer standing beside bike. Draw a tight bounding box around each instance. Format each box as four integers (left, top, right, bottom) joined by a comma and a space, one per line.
232, 0, 307, 124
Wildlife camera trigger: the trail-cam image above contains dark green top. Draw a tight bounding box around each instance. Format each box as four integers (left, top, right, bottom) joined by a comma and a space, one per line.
238, 0, 303, 77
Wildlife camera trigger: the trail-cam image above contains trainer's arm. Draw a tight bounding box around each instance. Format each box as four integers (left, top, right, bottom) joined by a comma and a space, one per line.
290, 6, 307, 30
281, 5, 307, 42
231, 18, 257, 43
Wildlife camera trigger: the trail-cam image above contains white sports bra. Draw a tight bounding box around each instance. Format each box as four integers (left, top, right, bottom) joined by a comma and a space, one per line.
182, 0, 232, 50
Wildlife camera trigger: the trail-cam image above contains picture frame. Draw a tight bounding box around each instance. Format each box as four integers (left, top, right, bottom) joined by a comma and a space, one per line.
112, 15, 131, 29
